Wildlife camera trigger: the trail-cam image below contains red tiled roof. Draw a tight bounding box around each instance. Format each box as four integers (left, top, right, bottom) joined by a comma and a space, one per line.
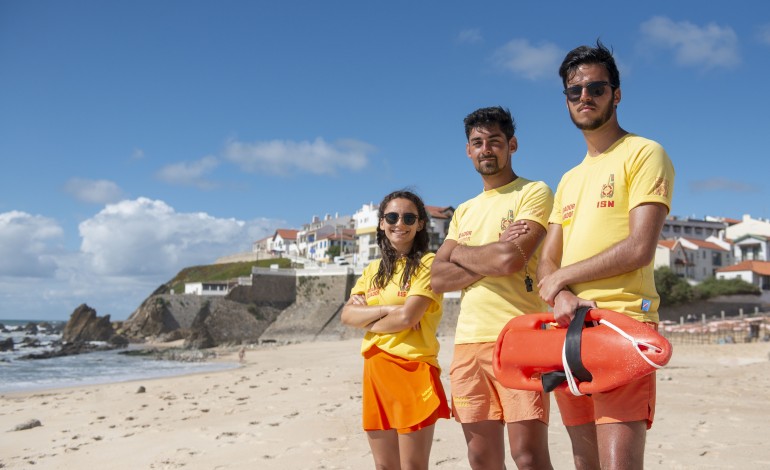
275, 229, 299, 240
681, 238, 730, 251
716, 260, 770, 276
657, 239, 677, 249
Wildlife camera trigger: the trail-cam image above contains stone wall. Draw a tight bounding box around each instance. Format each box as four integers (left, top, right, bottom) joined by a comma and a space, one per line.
660, 295, 767, 323
226, 272, 296, 307
259, 271, 357, 343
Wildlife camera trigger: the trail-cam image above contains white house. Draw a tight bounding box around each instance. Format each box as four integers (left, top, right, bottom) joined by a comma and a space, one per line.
252, 235, 273, 255
731, 234, 769, 263
353, 203, 379, 266
725, 214, 770, 262
716, 260, 770, 290
426, 205, 454, 253
308, 228, 356, 262
655, 236, 733, 281
297, 213, 353, 259
271, 229, 299, 257
678, 237, 733, 281
655, 239, 689, 276
184, 281, 231, 296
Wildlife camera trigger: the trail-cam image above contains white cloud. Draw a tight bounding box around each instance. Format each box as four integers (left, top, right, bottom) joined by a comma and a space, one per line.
0, 211, 63, 277
156, 155, 219, 189
0, 200, 283, 320
458, 29, 483, 44
64, 178, 125, 204
492, 39, 564, 80
640, 16, 740, 69
757, 24, 770, 46
690, 178, 759, 193
78, 197, 260, 276
223, 137, 371, 176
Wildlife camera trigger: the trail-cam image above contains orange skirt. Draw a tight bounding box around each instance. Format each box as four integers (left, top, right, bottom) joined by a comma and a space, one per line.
362, 345, 450, 434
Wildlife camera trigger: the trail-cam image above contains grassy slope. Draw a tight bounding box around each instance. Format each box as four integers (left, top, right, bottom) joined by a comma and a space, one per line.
160, 258, 294, 295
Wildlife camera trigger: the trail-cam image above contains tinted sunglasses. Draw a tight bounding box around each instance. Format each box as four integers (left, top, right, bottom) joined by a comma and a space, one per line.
563, 81, 611, 103
383, 212, 418, 225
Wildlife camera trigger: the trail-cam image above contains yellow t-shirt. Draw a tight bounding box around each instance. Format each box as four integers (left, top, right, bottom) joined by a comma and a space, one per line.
549, 133, 675, 322
351, 253, 443, 368
447, 177, 553, 344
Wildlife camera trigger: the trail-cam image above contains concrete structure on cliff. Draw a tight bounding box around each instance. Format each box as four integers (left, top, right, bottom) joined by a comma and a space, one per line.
125, 265, 461, 345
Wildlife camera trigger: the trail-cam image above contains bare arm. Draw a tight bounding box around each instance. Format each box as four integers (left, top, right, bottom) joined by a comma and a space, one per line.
538, 203, 668, 325
430, 239, 484, 293
340, 295, 395, 329
537, 224, 596, 326
368, 295, 434, 334
449, 220, 546, 277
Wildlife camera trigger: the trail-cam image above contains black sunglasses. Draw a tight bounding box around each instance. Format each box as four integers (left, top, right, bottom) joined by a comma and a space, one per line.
563, 81, 611, 103
383, 212, 418, 226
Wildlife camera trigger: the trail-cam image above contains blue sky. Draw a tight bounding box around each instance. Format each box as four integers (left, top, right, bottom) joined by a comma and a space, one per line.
2, 1, 769, 320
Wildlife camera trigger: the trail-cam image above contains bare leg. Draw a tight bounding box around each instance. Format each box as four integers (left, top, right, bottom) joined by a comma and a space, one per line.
565, 423, 600, 470
397, 424, 436, 470
506, 419, 553, 470
367, 429, 401, 469
461, 420, 506, 470
596, 421, 647, 470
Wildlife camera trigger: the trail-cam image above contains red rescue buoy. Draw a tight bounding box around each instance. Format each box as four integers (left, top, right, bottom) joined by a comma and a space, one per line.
492, 308, 673, 395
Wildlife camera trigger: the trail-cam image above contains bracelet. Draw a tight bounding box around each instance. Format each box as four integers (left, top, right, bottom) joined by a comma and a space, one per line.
511, 240, 534, 292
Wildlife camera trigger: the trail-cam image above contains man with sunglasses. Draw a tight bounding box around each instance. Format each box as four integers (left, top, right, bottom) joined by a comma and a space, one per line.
537, 41, 675, 470
431, 106, 554, 470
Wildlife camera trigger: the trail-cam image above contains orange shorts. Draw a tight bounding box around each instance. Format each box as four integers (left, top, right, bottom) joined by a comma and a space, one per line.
555, 372, 656, 429
362, 346, 450, 434
450, 342, 549, 424
555, 322, 659, 429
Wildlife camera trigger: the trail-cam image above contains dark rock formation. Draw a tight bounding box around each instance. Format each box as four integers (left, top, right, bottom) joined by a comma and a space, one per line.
0, 337, 14, 352
62, 304, 115, 343
121, 296, 188, 340
20, 336, 41, 348
20, 340, 116, 359
185, 302, 215, 349
109, 334, 129, 348
23, 322, 38, 334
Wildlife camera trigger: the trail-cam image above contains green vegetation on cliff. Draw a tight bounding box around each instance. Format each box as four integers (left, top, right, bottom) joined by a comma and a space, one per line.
655, 267, 761, 306
160, 258, 294, 295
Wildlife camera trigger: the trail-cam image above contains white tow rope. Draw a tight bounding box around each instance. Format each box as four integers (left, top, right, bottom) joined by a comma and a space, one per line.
562, 319, 665, 396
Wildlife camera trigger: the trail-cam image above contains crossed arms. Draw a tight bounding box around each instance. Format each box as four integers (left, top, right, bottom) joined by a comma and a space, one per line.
340, 293, 434, 334
430, 220, 546, 294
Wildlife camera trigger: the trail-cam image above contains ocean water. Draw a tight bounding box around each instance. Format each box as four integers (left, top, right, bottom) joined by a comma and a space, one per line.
0, 320, 238, 394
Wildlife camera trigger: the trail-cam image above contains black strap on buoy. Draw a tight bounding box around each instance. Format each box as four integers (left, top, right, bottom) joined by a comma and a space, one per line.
541, 307, 595, 393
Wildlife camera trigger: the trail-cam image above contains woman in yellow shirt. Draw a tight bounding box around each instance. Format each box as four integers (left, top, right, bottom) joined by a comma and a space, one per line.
341, 189, 450, 470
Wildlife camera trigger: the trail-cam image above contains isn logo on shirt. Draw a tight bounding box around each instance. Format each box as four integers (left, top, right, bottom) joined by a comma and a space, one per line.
641, 299, 651, 312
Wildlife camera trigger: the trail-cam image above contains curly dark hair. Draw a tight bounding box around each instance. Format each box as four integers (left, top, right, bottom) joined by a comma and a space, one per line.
463, 106, 516, 142
373, 189, 430, 290
558, 39, 620, 89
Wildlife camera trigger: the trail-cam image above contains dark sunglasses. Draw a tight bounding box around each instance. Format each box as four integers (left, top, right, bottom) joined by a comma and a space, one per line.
563, 81, 611, 103
383, 212, 418, 226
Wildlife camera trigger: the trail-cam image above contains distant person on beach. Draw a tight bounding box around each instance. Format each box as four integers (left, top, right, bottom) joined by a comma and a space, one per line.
537, 40, 675, 470
431, 106, 554, 470
341, 189, 450, 470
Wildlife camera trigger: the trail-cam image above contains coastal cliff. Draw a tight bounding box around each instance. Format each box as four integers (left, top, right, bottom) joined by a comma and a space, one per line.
119, 264, 462, 348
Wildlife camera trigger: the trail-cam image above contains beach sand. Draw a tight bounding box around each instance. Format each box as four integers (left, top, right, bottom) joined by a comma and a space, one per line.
1, 337, 769, 469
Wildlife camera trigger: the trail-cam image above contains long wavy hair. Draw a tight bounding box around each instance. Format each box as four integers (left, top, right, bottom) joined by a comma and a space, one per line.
372, 190, 430, 290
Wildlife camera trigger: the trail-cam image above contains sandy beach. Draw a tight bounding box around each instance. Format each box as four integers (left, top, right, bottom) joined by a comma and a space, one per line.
2, 337, 769, 470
